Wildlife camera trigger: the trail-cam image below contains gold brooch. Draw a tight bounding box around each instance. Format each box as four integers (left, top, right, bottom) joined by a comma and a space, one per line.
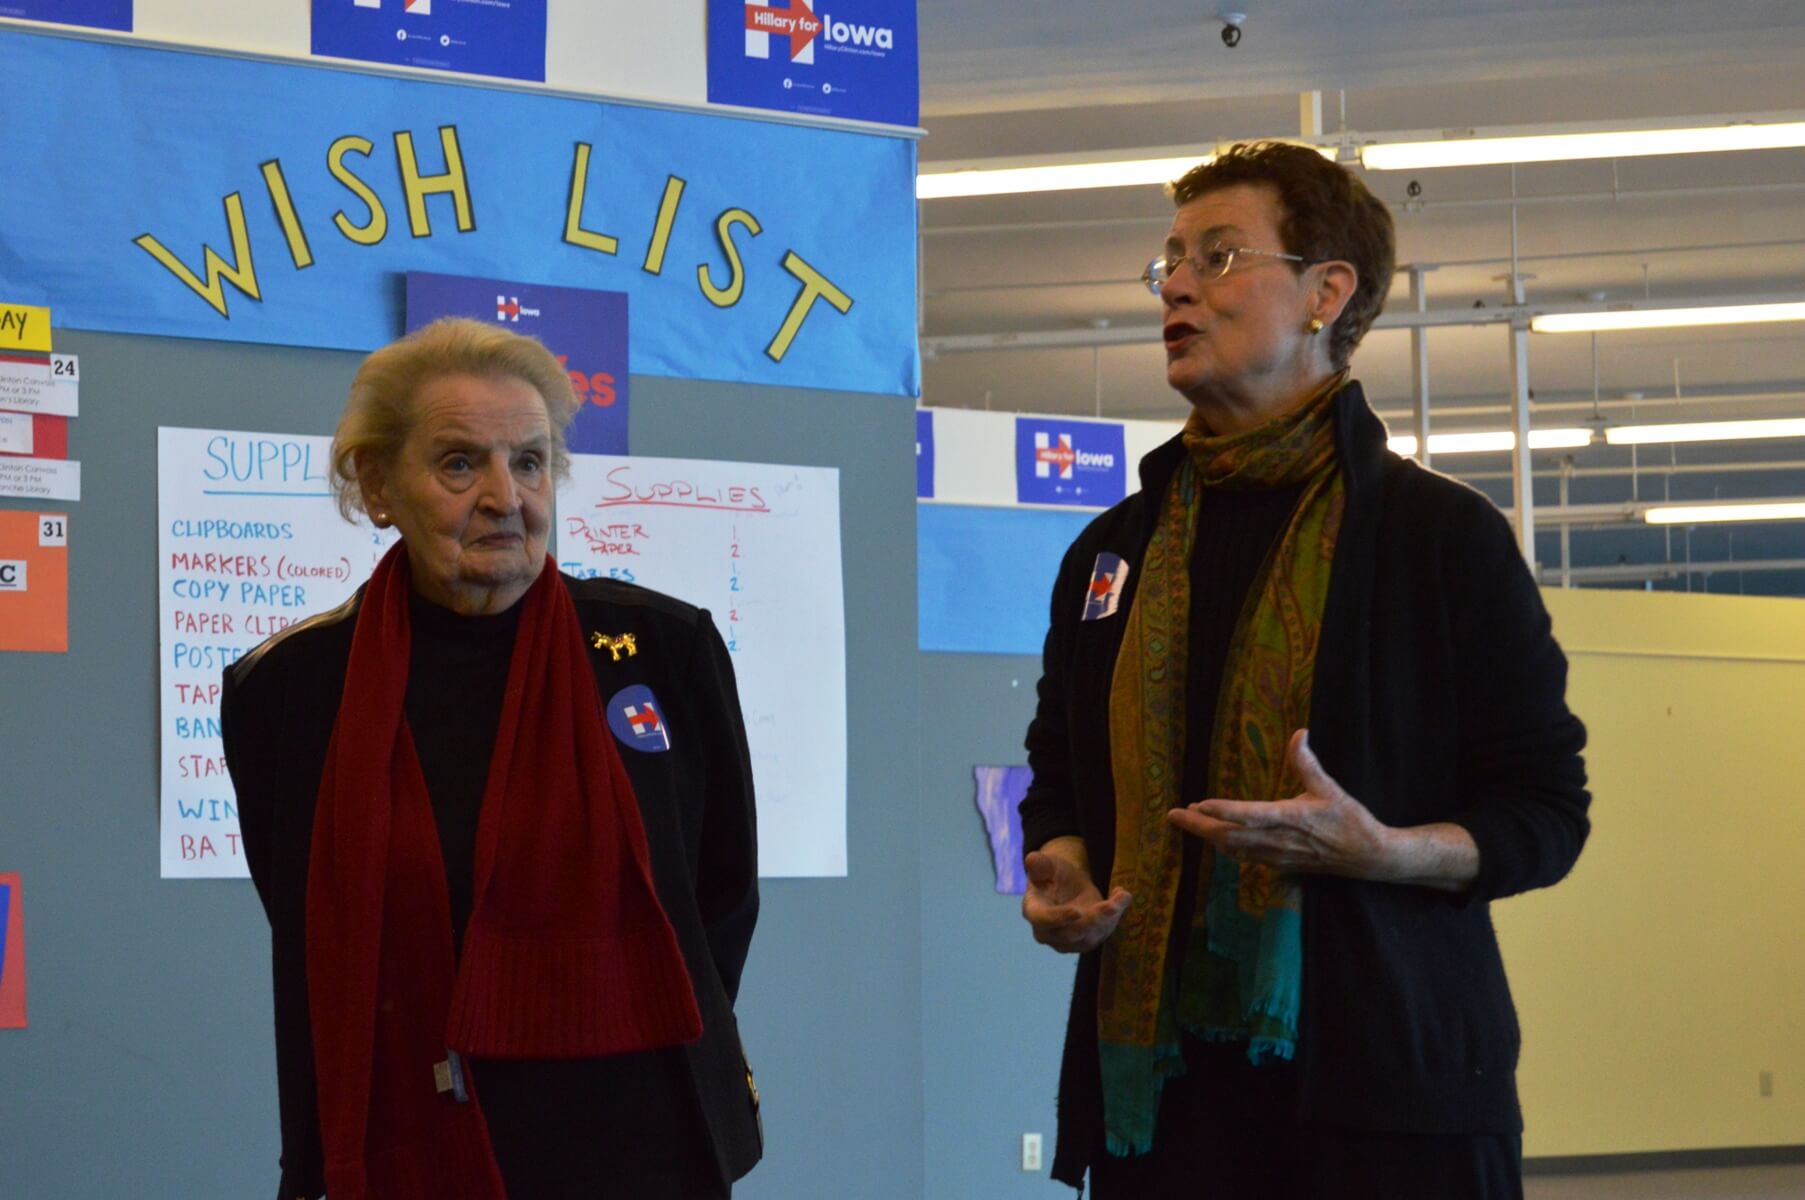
591, 632, 639, 661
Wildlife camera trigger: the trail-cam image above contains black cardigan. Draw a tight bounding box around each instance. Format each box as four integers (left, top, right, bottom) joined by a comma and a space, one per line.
1020, 382, 1590, 1187
221, 573, 763, 1199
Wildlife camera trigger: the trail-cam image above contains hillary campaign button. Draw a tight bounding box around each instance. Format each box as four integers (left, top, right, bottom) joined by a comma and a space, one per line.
607, 684, 672, 752
1081, 553, 1129, 621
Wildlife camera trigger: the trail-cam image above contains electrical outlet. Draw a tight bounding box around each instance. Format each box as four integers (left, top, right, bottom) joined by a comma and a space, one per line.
1760, 1070, 1774, 1097
1021, 1132, 1043, 1171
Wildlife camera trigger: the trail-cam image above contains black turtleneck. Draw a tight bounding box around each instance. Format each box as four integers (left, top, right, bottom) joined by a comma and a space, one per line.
403, 591, 521, 950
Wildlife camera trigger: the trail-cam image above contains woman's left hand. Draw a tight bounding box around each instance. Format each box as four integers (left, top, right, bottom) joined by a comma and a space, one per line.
1165, 729, 1398, 881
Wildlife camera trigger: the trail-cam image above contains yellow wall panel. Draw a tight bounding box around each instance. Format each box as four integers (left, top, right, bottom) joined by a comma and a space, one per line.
1501, 588, 1805, 1155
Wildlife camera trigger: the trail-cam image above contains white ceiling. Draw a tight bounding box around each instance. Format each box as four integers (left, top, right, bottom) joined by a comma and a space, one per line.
912, 3, 1805, 591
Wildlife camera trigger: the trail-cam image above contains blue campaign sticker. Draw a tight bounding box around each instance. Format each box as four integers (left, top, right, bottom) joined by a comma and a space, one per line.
0, 0, 130, 31
606, 684, 672, 753
1080, 552, 1130, 621
311, 0, 547, 83
406, 272, 628, 454
915, 408, 934, 499
0, 882, 11, 985
707, 0, 920, 127
1014, 417, 1127, 507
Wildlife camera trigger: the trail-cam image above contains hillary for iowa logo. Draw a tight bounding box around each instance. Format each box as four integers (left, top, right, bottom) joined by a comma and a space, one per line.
743, 0, 896, 63
607, 684, 672, 752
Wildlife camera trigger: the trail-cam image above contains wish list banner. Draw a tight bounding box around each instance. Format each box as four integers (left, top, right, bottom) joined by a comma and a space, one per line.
0, 31, 919, 399
708, 0, 919, 127
1014, 417, 1126, 507
406, 271, 629, 454
311, 0, 547, 83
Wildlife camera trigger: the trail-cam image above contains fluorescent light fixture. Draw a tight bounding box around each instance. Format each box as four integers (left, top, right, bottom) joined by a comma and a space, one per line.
1643, 501, 1805, 525
1530, 301, 1805, 333
1387, 428, 1593, 456
1605, 418, 1805, 446
916, 145, 1337, 200
917, 156, 1206, 200
1361, 120, 1805, 171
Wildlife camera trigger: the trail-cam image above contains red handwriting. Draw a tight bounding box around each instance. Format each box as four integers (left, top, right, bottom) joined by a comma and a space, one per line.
595, 467, 769, 512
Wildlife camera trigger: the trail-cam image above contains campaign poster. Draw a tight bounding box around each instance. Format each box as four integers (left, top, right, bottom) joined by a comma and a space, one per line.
406, 271, 629, 455
1014, 416, 1127, 507
915, 408, 933, 499
707, 0, 920, 127
311, 0, 547, 83
0, 1, 128, 31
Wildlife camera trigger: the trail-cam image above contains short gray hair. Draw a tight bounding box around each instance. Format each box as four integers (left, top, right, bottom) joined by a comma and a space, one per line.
330, 317, 583, 521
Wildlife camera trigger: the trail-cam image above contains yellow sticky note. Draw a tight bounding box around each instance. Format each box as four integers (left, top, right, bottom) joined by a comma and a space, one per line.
0, 304, 52, 353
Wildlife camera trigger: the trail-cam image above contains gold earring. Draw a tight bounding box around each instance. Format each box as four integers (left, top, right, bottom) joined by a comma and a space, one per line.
1308, 317, 1325, 334
374, 511, 389, 527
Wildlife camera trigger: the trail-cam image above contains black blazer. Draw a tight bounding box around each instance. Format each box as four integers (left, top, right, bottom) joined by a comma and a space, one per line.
1021, 383, 1591, 1186
222, 573, 763, 1199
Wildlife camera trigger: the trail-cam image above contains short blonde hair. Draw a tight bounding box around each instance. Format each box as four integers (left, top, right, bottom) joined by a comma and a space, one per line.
330, 317, 583, 521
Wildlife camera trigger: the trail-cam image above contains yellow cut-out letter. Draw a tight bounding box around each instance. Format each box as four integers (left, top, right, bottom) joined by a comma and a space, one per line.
563, 142, 619, 255
641, 175, 687, 275
766, 251, 852, 362
394, 126, 474, 239
328, 135, 389, 245
259, 159, 315, 270
134, 193, 262, 319
698, 209, 762, 309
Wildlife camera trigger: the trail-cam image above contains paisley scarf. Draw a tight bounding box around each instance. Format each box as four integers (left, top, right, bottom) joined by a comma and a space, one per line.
1099, 374, 1347, 1155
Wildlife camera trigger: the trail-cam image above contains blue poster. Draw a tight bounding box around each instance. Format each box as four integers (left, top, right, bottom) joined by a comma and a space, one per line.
0, 32, 919, 399
708, 0, 919, 127
406, 272, 628, 454
311, 0, 546, 83
0, 0, 129, 30
1014, 417, 1126, 507
915, 408, 933, 499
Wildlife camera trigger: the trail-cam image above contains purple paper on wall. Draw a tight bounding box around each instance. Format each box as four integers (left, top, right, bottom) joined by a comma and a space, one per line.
973, 765, 1031, 895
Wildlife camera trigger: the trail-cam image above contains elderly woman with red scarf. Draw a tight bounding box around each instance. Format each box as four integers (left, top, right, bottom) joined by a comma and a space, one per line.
1019, 143, 1589, 1198
222, 318, 762, 1199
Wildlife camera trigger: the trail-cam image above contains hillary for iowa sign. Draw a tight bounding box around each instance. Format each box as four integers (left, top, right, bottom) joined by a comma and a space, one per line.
708, 0, 919, 127
0, 31, 919, 398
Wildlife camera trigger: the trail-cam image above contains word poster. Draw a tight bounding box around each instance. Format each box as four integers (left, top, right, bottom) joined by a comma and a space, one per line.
157, 427, 397, 879
560, 454, 847, 877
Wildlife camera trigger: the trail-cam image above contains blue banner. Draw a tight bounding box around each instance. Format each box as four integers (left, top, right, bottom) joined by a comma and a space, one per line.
406, 271, 629, 453
1014, 417, 1126, 507
0, 0, 128, 30
0, 31, 919, 399
918, 505, 1092, 655
311, 0, 546, 83
915, 408, 933, 499
708, 0, 919, 127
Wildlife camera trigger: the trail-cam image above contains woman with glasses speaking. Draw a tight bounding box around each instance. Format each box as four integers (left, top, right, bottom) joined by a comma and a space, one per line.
1017, 142, 1590, 1198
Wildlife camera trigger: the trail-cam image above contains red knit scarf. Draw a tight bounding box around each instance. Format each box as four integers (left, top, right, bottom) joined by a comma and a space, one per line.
305, 545, 702, 1199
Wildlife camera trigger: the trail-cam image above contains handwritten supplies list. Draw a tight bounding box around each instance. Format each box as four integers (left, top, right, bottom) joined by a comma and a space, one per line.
561, 455, 847, 878
157, 427, 396, 879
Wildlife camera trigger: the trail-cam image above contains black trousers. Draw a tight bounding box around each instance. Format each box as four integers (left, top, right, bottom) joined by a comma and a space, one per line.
474, 1049, 730, 1200
1086, 1041, 1523, 1200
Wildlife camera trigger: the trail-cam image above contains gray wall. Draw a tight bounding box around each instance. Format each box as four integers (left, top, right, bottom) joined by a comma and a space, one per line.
917, 651, 1075, 1200
0, 331, 923, 1199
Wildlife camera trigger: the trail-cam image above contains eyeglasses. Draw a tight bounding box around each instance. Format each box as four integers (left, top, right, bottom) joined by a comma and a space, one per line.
1141, 242, 1311, 295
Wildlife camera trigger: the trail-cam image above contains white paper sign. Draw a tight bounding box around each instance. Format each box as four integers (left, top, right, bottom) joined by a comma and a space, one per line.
0, 455, 79, 501
0, 413, 32, 455
0, 354, 79, 417
560, 455, 848, 878
157, 427, 397, 879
